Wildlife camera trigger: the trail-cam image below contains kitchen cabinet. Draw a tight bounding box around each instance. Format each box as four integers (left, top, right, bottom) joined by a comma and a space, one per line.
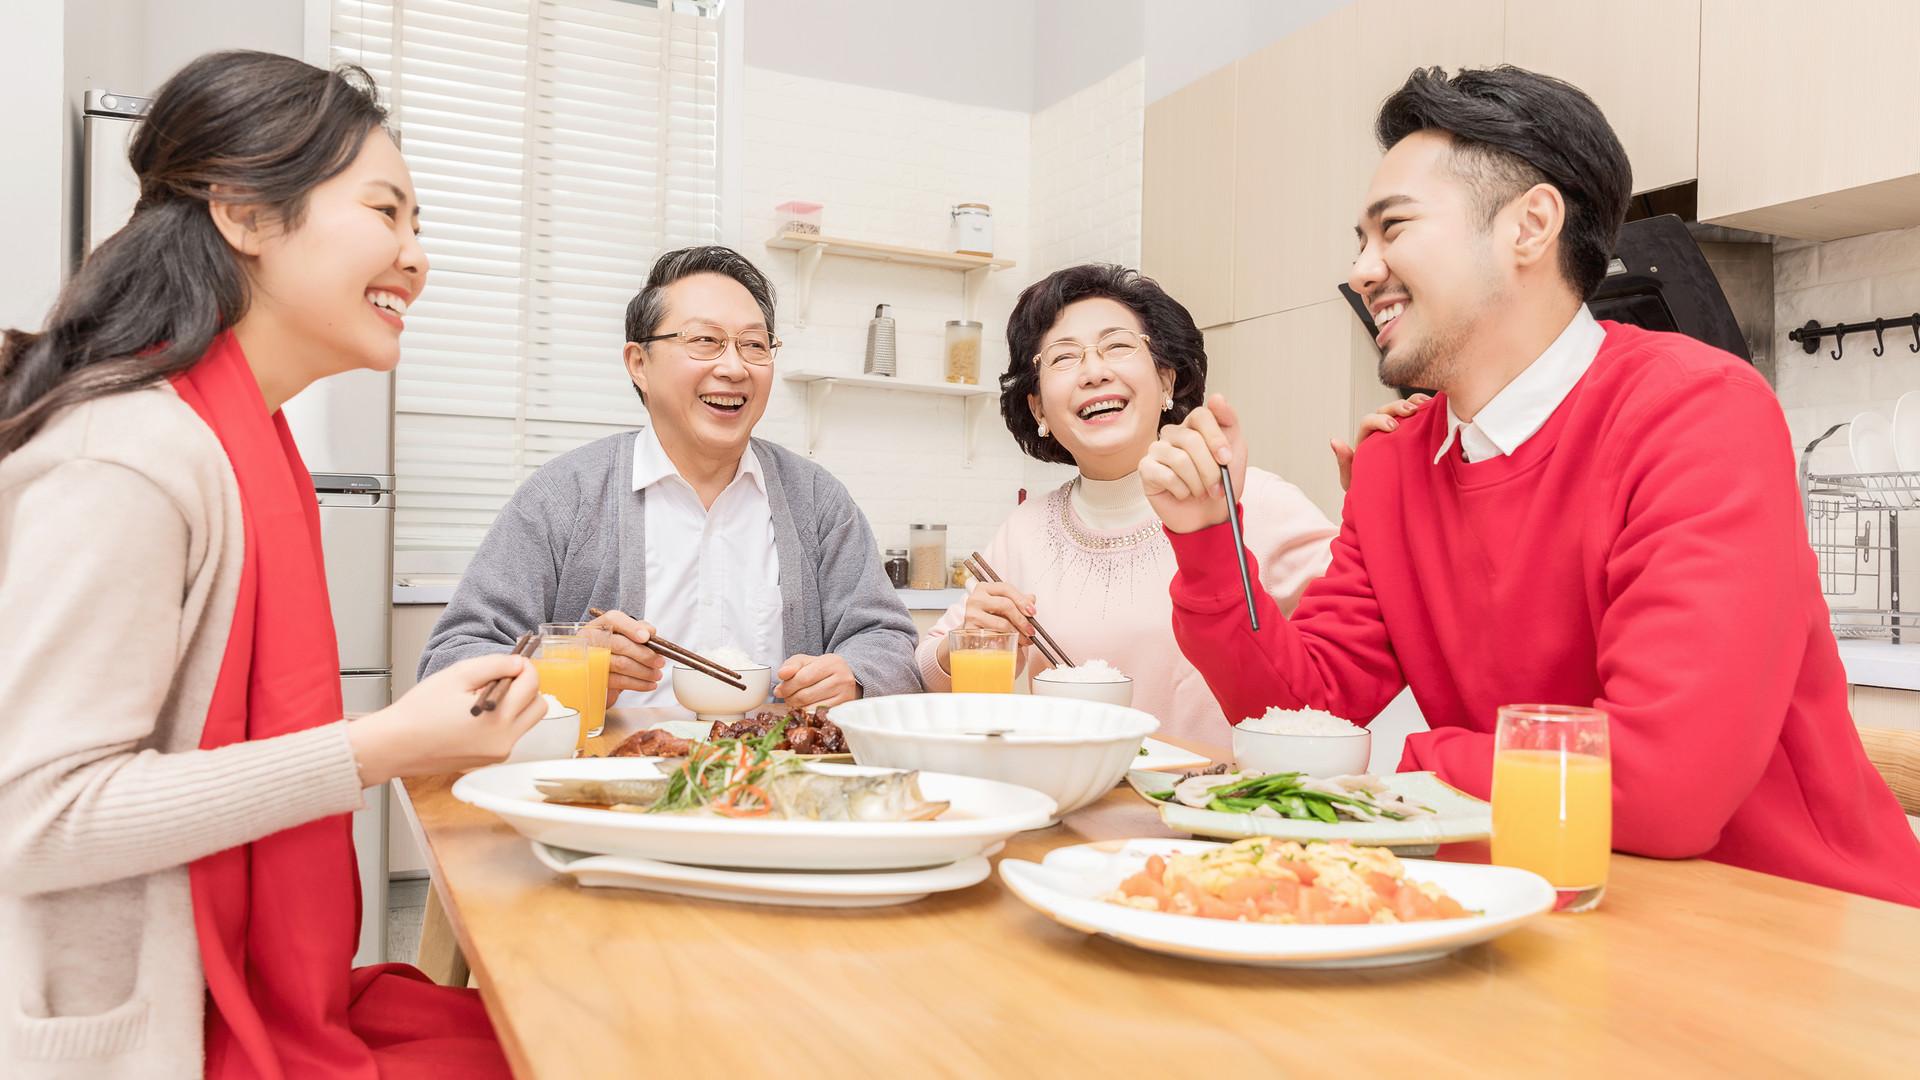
1216, 301, 1388, 520
1141, 62, 1237, 330
1504, 0, 1700, 195
1698, 0, 1920, 239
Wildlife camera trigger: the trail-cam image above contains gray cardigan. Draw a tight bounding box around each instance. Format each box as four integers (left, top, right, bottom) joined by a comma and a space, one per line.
419, 432, 922, 696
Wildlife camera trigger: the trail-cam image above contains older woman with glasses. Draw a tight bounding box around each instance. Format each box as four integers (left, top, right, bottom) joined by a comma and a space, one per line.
422, 245, 920, 711
915, 264, 1345, 741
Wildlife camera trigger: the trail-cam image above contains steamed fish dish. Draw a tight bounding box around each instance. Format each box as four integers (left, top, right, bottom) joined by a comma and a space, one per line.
537, 717, 946, 822
1106, 838, 1473, 925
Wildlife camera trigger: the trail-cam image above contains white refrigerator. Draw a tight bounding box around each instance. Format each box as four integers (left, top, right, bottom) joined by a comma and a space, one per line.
83, 90, 397, 966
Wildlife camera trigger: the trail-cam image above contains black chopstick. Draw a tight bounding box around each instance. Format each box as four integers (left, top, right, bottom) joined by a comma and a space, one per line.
471, 631, 539, 715
966, 552, 1076, 669
585, 608, 749, 691
1218, 468, 1260, 632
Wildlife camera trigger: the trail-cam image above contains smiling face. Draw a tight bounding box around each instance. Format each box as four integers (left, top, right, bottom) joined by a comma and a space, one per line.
1348, 130, 1510, 391
1025, 297, 1176, 480
236, 129, 427, 381
625, 271, 775, 465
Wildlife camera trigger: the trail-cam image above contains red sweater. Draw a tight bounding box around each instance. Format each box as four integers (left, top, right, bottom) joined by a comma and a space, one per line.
1170, 323, 1920, 907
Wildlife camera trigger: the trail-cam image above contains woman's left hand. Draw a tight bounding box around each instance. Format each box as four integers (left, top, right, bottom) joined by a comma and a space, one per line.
775, 653, 862, 709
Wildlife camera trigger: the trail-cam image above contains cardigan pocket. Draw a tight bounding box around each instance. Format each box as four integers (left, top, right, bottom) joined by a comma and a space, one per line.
10, 995, 151, 1061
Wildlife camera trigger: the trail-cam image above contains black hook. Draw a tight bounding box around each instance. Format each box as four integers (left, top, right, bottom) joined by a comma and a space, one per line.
1910, 314, 1920, 354
1831, 329, 1844, 361
1874, 319, 1887, 357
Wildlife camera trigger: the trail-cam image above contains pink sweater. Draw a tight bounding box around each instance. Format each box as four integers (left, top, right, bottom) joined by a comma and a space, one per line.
917, 469, 1336, 743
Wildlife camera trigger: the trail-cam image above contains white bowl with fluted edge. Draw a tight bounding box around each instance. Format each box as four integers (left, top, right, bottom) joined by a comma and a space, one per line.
1031, 668, 1134, 708
671, 661, 772, 720
829, 693, 1159, 822
1232, 710, 1371, 778
506, 695, 581, 764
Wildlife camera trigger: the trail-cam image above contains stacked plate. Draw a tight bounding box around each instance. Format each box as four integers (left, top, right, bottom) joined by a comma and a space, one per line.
453, 756, 1057, 907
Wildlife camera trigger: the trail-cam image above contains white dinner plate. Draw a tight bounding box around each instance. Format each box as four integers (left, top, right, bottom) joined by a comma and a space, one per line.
1125, 770, 1491, 852
531, 843, 991, 907
1892, 392, 1920, 474
1000, 838, 1555, 969
453, 756, 1056, 871
1850, 411, 1898, 475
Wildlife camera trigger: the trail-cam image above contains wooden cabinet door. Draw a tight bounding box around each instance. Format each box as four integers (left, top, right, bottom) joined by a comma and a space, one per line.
1142, 63, 1238, 330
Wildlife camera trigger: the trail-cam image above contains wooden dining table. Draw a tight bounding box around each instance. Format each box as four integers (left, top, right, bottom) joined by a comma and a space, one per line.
398, 706, 1920, 1077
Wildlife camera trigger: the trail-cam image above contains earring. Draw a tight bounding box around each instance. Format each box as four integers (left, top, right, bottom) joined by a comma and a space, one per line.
1037, 420, 1050, 438
1162, 395, 1174, 411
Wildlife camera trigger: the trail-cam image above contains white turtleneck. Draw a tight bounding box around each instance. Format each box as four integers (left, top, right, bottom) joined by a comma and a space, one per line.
1070, 471, 1154, 532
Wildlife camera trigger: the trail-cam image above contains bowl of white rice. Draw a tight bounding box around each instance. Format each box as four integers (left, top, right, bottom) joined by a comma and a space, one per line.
671, 645, 772, 720
1030, 659, 1133, 708
1232, 707, 1371, 778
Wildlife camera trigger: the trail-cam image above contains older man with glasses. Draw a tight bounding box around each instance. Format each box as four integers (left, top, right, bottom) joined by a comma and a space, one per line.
421, 245, 919, 710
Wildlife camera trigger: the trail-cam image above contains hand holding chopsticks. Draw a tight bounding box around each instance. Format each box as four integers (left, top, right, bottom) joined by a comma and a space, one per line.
470, 631, 541, 715
1140, 393, 1262, 632
586, 608, 748, 691
964, 552, 1077, 670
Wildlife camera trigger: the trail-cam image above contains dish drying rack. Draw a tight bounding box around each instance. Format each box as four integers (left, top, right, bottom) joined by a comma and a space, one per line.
1803, 424, 1920, 642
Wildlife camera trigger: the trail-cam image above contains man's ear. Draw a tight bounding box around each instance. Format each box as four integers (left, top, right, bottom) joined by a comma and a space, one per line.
1510, 182, 1566, 273
625, 340, 650, 399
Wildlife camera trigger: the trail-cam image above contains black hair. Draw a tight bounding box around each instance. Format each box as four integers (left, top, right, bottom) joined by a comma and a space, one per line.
998, 264, 1206, 466
0, 50, 390, 458
1374, 65, 1631, 299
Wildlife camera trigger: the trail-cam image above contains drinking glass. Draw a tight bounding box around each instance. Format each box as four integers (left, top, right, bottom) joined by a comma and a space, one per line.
1491, 704, 1612, 913
949, 628, 1018, 694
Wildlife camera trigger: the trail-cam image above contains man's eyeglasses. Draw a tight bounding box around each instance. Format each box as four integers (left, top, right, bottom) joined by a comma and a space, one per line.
636, 322, 781, 366
1034, 330, 1150, 373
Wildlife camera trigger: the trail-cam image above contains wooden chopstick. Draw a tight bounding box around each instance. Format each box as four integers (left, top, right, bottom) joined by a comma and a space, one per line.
585, 608, 749, 691
1218, 468, 1261, 632
470, 630, 539, 715
965, 552, 1076, 669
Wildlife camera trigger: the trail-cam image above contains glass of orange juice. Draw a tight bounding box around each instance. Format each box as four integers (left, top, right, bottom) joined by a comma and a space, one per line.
1491, 704, 1612, 913
532, 633, 593, 755
542, 623, 612, 739
949, 628, 1018, 693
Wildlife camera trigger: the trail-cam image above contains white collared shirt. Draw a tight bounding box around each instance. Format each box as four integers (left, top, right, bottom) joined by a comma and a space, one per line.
1434, 305, 1606, 465
626, 426, 782, 706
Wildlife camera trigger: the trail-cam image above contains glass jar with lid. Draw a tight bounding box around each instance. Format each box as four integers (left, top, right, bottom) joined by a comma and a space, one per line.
908, 524, 947, 589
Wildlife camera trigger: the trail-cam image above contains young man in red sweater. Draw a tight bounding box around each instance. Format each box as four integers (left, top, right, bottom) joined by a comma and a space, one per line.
1143, 65, 1920, 906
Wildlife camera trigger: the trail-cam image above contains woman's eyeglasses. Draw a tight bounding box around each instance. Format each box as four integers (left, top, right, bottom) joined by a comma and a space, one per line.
1033, 330, 1150, 373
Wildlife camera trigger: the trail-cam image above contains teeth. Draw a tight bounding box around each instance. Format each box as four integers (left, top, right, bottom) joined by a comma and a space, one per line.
1078, 399, 1126, 419
1375, 301, 1406, 327
700, 394, 746, 407
367, 291, 408, 316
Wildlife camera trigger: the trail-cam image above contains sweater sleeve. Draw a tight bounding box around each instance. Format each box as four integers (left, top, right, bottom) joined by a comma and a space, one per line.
1404, 372, 1809, 859
0, 460, 365, 898
812, 477, 921, 696
418, 470, 566, 679
1168, 494, 1406, 727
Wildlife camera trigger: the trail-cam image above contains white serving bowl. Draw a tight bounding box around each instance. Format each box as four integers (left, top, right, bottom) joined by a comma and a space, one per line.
1232, 712, 1371, 778
829, 693, 1159, 821
506, 694, 581, 763
671, 661, 772, 720
1030, 669, 1134, 708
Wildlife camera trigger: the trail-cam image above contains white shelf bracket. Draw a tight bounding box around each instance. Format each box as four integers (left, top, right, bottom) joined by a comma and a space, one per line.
794, 242, 828, 327
962, 266, 989, 323
803, 378, 834, 456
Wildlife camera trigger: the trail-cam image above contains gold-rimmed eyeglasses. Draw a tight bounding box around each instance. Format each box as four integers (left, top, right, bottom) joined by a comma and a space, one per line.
636, 322, 781, 366
1033, 329, 1151, 373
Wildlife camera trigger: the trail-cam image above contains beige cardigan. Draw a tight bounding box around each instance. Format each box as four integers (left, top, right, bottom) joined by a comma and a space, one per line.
0, 386, 366, 1079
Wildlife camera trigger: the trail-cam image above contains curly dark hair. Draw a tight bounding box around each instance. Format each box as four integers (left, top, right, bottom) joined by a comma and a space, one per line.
1375, 65, 1631, 300
998, 264, 1207, 466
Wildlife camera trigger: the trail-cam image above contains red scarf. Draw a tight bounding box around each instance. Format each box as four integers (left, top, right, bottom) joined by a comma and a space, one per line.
173, 333, 506, 1079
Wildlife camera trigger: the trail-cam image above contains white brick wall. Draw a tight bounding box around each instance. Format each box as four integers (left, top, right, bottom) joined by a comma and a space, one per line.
735, 63, 1147, 558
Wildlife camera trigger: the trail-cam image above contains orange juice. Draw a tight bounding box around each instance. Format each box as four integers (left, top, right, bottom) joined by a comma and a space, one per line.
951, 648, 1017, 693
583, 645, 611, 737
533, 650, 592, 748
1492, 748, 1612, 890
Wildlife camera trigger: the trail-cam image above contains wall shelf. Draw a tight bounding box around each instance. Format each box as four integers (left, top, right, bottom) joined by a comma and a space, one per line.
782, 369, 996, 466
766, 231, 1016, 326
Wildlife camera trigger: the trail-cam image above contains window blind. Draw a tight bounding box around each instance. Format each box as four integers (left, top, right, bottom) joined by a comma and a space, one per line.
330, 0, 721, 577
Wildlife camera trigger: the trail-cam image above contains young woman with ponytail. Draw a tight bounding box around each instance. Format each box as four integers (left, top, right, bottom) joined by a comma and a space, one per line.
0, 50, 541, 1078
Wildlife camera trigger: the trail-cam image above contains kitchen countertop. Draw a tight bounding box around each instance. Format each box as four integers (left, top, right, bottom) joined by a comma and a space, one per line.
1834, 640, 1920, 691
394, 583, 966, 611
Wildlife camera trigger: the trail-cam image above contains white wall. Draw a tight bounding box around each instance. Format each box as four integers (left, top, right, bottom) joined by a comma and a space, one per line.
1142, 0, 1351, 103
1, 2, 68, 331
742, 0, 1037, 112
